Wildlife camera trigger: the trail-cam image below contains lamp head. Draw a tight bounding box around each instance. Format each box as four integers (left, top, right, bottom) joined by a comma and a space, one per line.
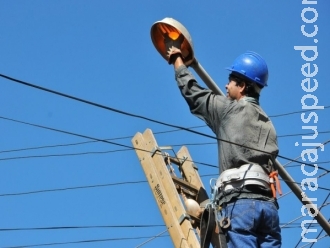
150, 18, 195, 66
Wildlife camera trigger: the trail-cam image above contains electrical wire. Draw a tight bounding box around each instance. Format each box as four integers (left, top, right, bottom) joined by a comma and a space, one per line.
294, 193, 330, 248
0, 138, 328, 172
0, 74, 220, 141
0, 172, 219, 197
277, 130, 330, 138
3, 234, 169, 248
299, 234, 329, 248
0, 180, 147, 197
309, 220, 330, 248
2, 170, 330, 201
0, 148, 133, 161
0, 118, 328, 198
0, 115, 323, 168
285, 160, 330, 168
2, 74, 330, 246
1, 221, 322, 232
280, 201, 330, 230
1, 73, 328, 124
0, 73, 328, 166
0, 125, 206, 154
0, 224, 165, 232
269, 105, 330, 118
0, 170, 217, 198
135, 228, 168, 248
1, 128, 329, 159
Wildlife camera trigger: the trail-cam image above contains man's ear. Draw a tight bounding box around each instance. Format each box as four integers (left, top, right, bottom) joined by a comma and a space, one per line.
239, 81, 246, 94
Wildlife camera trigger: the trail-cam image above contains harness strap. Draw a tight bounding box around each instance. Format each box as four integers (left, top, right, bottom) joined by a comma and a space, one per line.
269, 171, 282, 198
200, 205, 228, 248
216, 164, 270, 191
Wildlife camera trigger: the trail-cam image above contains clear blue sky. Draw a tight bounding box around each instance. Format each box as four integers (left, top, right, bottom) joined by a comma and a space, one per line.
0, 1, 329, 247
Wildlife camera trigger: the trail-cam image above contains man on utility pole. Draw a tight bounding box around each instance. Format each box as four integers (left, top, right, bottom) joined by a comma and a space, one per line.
164, 34, 282, 247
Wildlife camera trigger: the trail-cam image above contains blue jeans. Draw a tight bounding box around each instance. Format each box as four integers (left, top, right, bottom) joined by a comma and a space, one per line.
221, 199, 281, 248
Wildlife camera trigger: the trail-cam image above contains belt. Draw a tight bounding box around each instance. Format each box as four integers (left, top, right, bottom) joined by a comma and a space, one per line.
216, 164, 270, 191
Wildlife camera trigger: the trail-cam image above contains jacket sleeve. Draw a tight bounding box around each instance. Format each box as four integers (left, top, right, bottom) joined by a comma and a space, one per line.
175, 65, 228, 134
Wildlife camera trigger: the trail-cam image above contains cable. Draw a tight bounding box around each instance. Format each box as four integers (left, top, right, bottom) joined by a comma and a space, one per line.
0, 172, 219, 197
279, 173, 330, 192
285, 160, 330, 168
0, 224, 165, 232
2, 72, 328, 124
1, 127, 329, 158
309, 220, 330, 248
269, 105, 330, 118
0, 115, 323, 168
135, 228, 168, 248
2, 66, 330, 248
0, 124, 206, 155
3, 235, 169, 248
277, 130, 330, 138
4, 170, 329, 200
0, 116, 154, 160
294, 193, 330, 248
0, 73, 217, 140
0, 138, 328, 172
0, 180, 147, 197
0, 74, 327, 166
281, 140, 330, 171
0, 148, 218, 169
299, 234, 329, 248
280, 202, 330, 230
0, 148, 133, 161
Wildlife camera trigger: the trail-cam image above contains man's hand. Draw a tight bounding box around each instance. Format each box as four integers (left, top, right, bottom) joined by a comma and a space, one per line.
167, 46, 183, 65
164, 32, 184, 64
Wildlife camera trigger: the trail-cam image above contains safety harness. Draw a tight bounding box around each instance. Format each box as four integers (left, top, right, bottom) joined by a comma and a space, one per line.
200, 180, 228, 248
199, 163, 282, 248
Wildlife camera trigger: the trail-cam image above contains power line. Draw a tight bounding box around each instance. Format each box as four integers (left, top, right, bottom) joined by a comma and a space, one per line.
0, 116, 328, 201
0, 115, 153, 160
0, 74, 328, 167
0, 124, 206, 154
269, 105, 330, 118
1, 127, 329, 157
277, 130, 330, 138
310, 220, 330, 248
299, 234, 329, 248
0, 73, 218, 140
0, 146, 218, 170
294, 193, 330, 248
3, 145, 328, 172
3, 234, 169, 248
0, 221, 320, 232
285, 160, 330, 168
0, 180, 147, 197
0, 148, 133, 161
135, 228, 168, 248
0, 173, 218, 197
0, 115, 323, 168
0, 137, 328, 169
3, 170, 330, 199
1, 73, 328, 124
0, 224, 165, 232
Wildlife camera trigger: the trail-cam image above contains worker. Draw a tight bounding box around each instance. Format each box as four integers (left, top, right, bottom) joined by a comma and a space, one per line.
164, 34, 282, 247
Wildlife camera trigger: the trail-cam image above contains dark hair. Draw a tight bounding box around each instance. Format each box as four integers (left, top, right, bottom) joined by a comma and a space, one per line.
229, 73, 261, 98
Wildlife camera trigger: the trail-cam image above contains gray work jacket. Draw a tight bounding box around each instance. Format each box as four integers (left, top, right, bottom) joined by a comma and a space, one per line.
175, 65, 279, 204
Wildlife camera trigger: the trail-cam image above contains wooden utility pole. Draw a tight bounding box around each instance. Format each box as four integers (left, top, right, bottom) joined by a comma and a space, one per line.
132, 129, 207, 248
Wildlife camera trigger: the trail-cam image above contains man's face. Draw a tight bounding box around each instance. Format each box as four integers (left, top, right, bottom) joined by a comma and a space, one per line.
225, 79, 244, 100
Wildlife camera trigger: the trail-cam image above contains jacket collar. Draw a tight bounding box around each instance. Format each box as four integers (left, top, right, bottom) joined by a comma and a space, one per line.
242, 96, 259, 105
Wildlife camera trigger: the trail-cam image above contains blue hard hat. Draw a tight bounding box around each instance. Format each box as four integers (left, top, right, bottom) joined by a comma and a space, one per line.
226, 51, 269, 87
